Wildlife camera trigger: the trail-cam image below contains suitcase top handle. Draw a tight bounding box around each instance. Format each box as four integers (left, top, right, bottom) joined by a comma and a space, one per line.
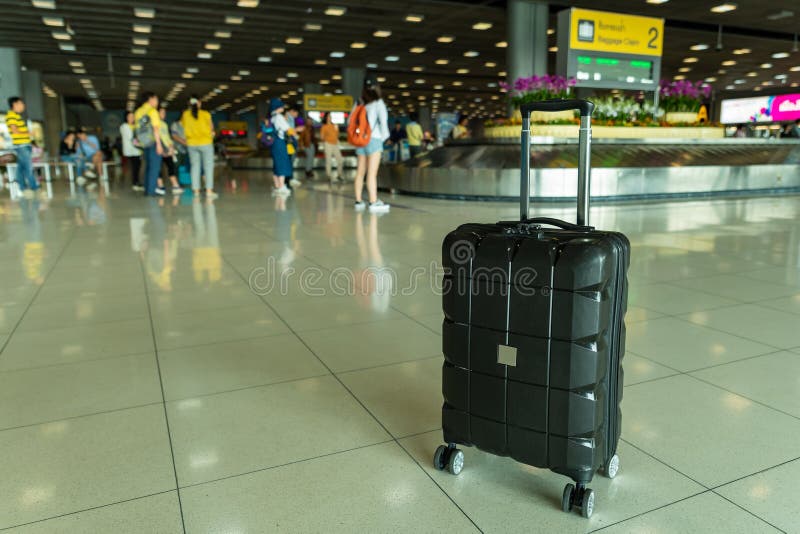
520, 99, 595, 118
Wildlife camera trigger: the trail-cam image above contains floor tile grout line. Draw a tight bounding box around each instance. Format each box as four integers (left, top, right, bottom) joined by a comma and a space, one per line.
619, 438, 710, 490
0, 400, 165, 435
588, 489, 711, 533
710, 455, 800, 492
221, 253, 484, 531
0, 230, 77, 358
138, 258, 187, 534
686, 373, 800, 423
711, 490, 788, 533
0, 489, 178, 532
336, 353, 443, 376
659, 313, 786, 352
389, 305, 442, 336
177, 439, 395, 491
0, 348, 158, 376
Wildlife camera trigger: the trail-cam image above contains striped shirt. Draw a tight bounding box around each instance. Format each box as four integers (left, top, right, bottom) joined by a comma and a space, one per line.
5, 110, 31, 145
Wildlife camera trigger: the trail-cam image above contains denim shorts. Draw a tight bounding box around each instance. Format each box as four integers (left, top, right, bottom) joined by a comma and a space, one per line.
355, 137, 384, 156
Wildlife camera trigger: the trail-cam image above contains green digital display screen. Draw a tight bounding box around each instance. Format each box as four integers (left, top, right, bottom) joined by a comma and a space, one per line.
575, 55, 655, 86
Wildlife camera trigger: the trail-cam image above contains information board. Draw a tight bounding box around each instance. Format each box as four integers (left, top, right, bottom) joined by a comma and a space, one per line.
304, 94, 354, 112
557, 8, 663, 91
720, 93, 800, 124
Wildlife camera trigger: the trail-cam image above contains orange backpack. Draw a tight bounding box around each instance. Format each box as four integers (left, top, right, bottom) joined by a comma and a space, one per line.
347, 105, 371, 147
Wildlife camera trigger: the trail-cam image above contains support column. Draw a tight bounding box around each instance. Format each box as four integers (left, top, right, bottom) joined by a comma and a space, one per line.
0, 47, 22, 109
341, 67, 365, 104
22, 69, 44, 121
507, 0, 548, 84
43, 92, 64, 159
418, 105, 432, 133
256, 99, 268, 121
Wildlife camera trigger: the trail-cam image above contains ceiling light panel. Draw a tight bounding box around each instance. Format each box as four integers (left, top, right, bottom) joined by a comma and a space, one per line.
32, 0, 56, 8
133, 37, 149, 45
351, 42, 367, 48
215, 31, 231, 38
134, 7, 155, 18
325, 6, 346, 16
237, 0, 259, 6
690, 44, 709, 51
286, 36, 303, 44
42, 16, 63, 26
405, 14, 424, 22
133, 23, 151, 33
710, 3, 737, 13
472, 22, 492, 30
373, 29, 391, 37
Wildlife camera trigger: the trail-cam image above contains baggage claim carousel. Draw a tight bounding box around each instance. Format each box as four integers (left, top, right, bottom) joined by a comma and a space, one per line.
378, 138, 800, 202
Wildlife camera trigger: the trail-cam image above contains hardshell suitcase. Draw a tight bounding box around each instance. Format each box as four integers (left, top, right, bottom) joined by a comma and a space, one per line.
434, 99, 630, 519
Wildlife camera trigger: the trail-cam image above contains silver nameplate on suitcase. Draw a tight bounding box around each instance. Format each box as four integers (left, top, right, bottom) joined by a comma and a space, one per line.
497, 344, 517, 367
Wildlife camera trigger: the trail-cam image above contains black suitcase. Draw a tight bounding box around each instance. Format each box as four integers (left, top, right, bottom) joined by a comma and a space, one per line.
433, 99, 630, 519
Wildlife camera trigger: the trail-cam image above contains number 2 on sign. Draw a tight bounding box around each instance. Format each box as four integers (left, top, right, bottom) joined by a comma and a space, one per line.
648, 27, 659, 49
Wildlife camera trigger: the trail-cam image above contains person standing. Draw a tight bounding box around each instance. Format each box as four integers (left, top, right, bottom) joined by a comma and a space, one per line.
452, 116, 471, 139
286, 107, 302, 187
388, 121, 406, 162
134, 92, 164, 196
352, 83, 390, 213
5, 97, 40, 199
155, 106, 183, 195
120, 111, 143, 191
320, 112, 344, 182
180, 95, 217, 199
268, 98, 292, 196
405, 112, 423, 158
299, 114, 316, 179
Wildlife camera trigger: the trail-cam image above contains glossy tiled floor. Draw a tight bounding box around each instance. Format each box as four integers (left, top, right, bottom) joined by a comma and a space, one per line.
1, 171, 800, 533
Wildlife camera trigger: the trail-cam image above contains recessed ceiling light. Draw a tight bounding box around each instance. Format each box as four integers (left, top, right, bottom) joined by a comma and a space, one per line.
705, 76, 717, 82
734, 79, 745, 84
239, 69, 250, 76
277, 77, 287, 82
69, 60, 83, 67
287, 72, 298, 78
484, 62, 497, 68
775, 73, 788, 79
198, 52, 212, 59
205, 42, 221, 50
435, 58, 449, 65
401, 91, 410, 96
134, 7, 155, 18
304, 23, 323, 31
330, 51, 345, 58
434, 84, 444, 90
548, 46, 558, 52
437, 35, 455, 43
415, 79, 425, 84
325, 6, 346, 16
690, 43, 709, 51
182, 73, 194, 79
409, 47, 425, 53
762, 80, 773, 85
32, 0, 56, 8
495, 41, 507, 48
254, 56, 270, 64
790, 66, 800, 72
272, 47, 286, 53
683, 57, 698, 63
457, 68, 469, 74
215, 31, 232, 38
73, 68, 86, 74
286, 36, 303, 45
679, 67, 691, 72
377, 76, 386, 82
398, 83, 408, 88
237, 0, 259, 6
746, 71, 758, 77
710, 3, 737, 12
646, 0, 669, 4
498, 71, 507, 76
185, 67, 198, 74
674, 75, 686, 80
332, 74, 342, 80
351, 41, 367, 48
42, 16, 63, 26
51, 31, 70, 40
405, 14, 424, 22
761, 62, 773, 68
366, 63, 378, 69
721, 59, 736, 66
464, 50, 479, 57
314, 59, 327, 65
225, 15, 244, 24
472, 22, 492, 30
59, 43, 76, 51
320, 79, 330, 85
772, 52, 790, 59
412, 66, 424, 72
453, 80, 464, 86
385, 55, 400, 61
732, 48, 751, 55
230, 75, 242, 81
130, 64, 143, 70
133, 37, 149, 45
373, 29, 391, 38
133, 23, 151, 33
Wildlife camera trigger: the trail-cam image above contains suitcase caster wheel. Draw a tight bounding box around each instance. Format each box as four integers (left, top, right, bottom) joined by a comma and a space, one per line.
581, 489, 595, 519
604, 454, 619, 479
562, 483, 575, 512
447, 449, 465, 475
433, 445, 448, 471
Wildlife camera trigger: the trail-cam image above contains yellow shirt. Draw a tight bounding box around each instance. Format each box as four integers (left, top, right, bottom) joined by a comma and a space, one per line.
406, 122, 423, 147
181, 109, 214, 146
5, 110, 31, 145
134, 103, 161, 138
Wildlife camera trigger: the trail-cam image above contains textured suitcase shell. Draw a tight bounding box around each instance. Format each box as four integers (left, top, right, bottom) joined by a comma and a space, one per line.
440, 222, 629, 483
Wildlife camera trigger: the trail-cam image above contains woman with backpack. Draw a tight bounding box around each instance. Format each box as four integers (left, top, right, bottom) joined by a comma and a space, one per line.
180, 96, 217, 199
349, 83, 390, 213
268, 98, 292, 196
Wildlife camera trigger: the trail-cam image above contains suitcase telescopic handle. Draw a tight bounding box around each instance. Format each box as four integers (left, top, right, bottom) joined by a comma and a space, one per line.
520, 98, 595, 226
521, 217, 594, 231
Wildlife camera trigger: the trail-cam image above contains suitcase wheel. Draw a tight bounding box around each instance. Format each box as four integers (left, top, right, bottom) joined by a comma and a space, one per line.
603, 454, 620, 479
433, 444, 464, 476
562, 483, 595, 519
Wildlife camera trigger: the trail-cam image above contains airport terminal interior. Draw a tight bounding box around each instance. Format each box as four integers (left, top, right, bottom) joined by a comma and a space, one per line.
1, 0, 800, 533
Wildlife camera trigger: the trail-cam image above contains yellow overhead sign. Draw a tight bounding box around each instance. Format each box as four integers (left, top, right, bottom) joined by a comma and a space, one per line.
303, 94, 354, 112
569, 8, 664, 57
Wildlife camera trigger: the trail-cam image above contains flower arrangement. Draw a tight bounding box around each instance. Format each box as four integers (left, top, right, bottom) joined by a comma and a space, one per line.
500, 75, 577, 107
659, 80, 711, 113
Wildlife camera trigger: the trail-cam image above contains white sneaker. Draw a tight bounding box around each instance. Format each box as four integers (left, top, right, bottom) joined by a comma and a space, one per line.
206, 191, 219, 199
132, 185, 145, 192
289, 178, 302, 187
76, 176, 87, 186
172, 186, 184, 194
354, 201, 366, 211
368, 200, 390, 213
276, 186, 291, 196
155, 187, 166, 196
84, 169, 97, 179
